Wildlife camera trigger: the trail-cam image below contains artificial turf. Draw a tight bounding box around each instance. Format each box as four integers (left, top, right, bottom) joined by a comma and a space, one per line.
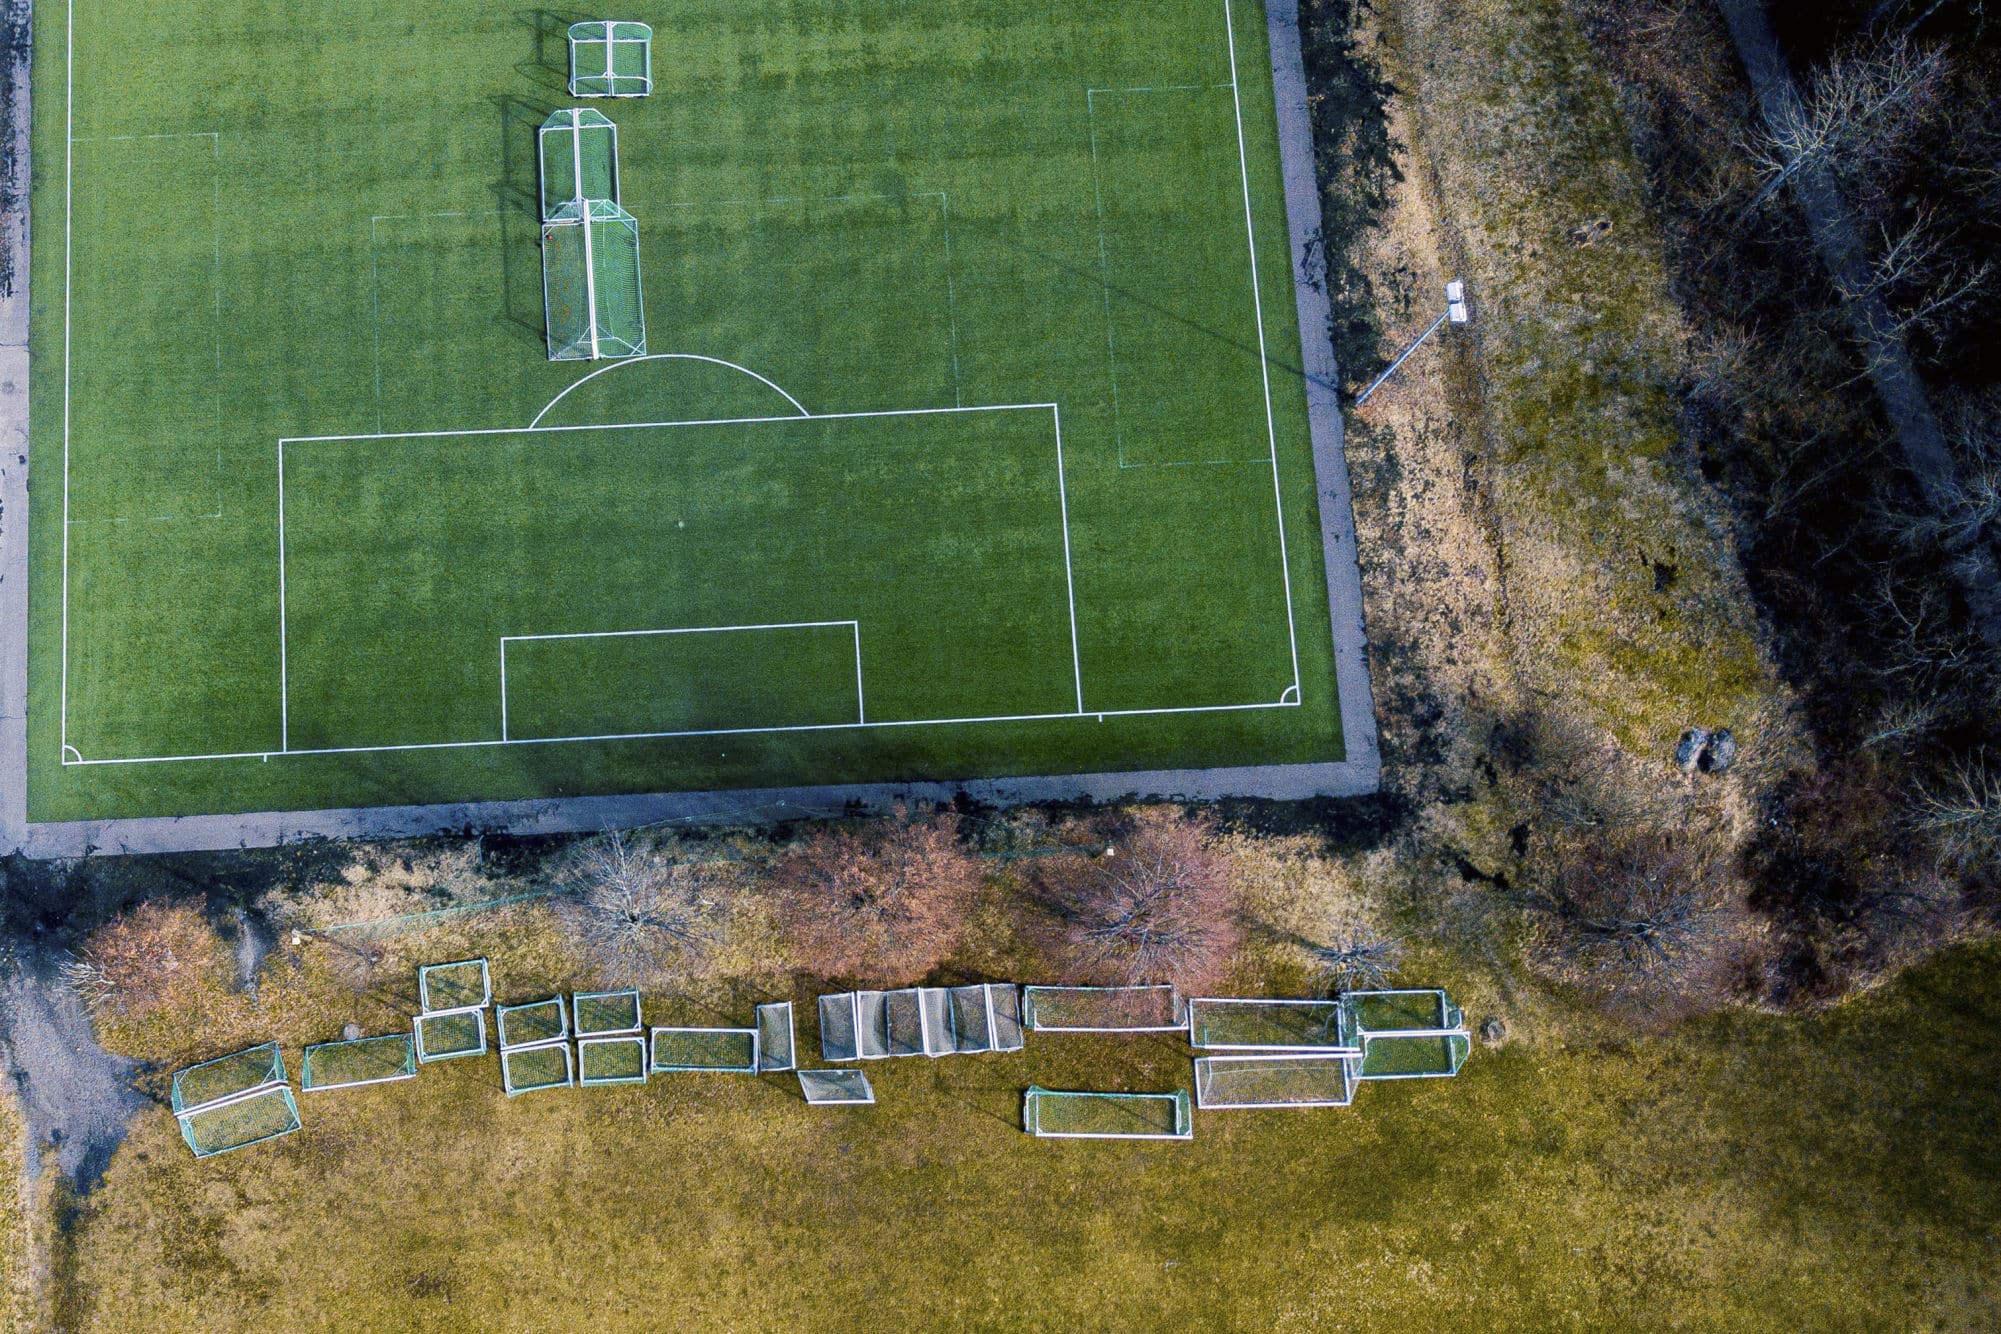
25, 0, 1343, 821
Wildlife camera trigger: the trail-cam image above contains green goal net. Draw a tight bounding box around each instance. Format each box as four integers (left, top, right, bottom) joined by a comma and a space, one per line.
573, 989, 642, 1037
569, 21, 653, 98
577, 1034, 650, 1086
1186, 998, 1358, 1052
171, 1042, 302, 1158
497, 996, 570, 1050
301, 1034, 418, 1091
414, 1009, 488, 1063
501, 1042, 575, 1096
418, 958, 491, 1013
649, 1026, 759, 1073
542, 200, 646, 362
1022, 1086, 1193, 1140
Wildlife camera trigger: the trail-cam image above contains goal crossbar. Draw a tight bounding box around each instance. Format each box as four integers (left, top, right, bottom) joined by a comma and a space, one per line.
1023, 1086, 1193, 1140
1022, 984, 1186, 1033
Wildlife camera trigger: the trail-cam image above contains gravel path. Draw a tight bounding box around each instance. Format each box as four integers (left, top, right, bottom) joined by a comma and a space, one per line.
0, 943, 144, 1193
2, 0, 1379, 859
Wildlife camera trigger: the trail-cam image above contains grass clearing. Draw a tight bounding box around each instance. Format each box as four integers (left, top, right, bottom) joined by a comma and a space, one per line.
28, 0, 1346, 821
48, 934, 2001, 1328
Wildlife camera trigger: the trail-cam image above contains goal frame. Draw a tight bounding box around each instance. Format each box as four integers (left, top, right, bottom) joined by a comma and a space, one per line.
1022, 1086, 1194, 1141
1192, 1052, 1359, 1109
1021, 983, 1187, 1033
300, 1033, 419, 1092
1185, 996, 1360, 1053
567, 20, 653, 98
648, 1025, 760, 1074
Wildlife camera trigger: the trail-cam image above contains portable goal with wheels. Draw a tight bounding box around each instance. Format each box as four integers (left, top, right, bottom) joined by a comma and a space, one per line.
1186, 997, 1358, 1052
798, 1068, 875, 1106
1192, 1053, 1359, 1109
568, 21, 652, 98
301, 1034, 418, 1092
1022, 1086, 1193, 1140
649, 1026, 759, 1074
171, 1042, 302, 1158
1021, 984, 1186, 1033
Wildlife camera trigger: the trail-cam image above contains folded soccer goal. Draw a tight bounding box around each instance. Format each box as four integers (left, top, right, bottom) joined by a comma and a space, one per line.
568, 21, 652, 98
171, 1042, 302, 1158
301, 1034, 418, 1092
1186, 997, 1358, 1052
1344, 989, 1472, 1081
798, 1068, 875, 1106
649, 1026, 759, 1074
1022, 1086, 1193, 1141
1192, 1053, 1358, 1109
1021, 984, 1186, 1033
541, 201, 646, 362
757, 1002, 796, 1073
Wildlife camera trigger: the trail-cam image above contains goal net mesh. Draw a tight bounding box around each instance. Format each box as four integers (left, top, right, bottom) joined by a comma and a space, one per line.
569, 21, 653, 97
171, 1043, 301, 1157
301, 1034, 417, 1091
1187, 998, 1356, 1051
542, 202, 645, 362
1193, 1054, 1358, 1109
1021, 984, 1185, 1032
649, 1027, 759, 1073
1022, 1086, 1193, 1140
577, 1035, 650, 1085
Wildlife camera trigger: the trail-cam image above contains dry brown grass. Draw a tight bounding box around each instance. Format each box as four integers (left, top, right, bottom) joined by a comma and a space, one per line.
0, 1087, 35, 1331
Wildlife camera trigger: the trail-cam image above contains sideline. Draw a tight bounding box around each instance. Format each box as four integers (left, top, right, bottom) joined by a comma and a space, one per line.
2, 0, 1380, 859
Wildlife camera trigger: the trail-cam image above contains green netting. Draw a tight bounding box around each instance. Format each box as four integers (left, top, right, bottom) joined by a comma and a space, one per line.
418, 958, 491, 1013
569, 21, 652, 97
572, 989, 642, 1036
1023, 1087, 1193, 1140
577, 1035, 650, 1086
1187, 998, 1356, 1051
501, 1043, 574, 1096
172, 1042, 285, 1114
538, 109, 618, 219
1358, 1033, 1471, 1080
1348, 989, 1460, 1035
542, 204, 646, 362
497, 996, 569, 1049
301, 1035, 418, 1091
649, 1027, 758, 1073
1021, 985, 1184, 1032
178, 1086, 302, 1158
414, 1009, 488, 1063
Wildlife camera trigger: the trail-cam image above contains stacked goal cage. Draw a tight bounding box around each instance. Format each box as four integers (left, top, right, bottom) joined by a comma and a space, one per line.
497, 995, 575, 1095
413, 958, 491, 1063
538, 109, 645, 362
568, 21, 653, 98
817, 984, 1023, 1061
1346, 988, 1472, 1080
171, 1042, 302, 1158
1186, 997, 1360, 1110
573, 988, 648, 1087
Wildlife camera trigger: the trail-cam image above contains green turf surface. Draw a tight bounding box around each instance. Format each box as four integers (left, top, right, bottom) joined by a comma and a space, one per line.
26, 0, 1343, 821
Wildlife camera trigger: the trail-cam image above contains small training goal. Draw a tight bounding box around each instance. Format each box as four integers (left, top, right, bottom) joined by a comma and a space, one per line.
649, 1026, 759, 1074
1192, 1053, 1358, 1109
171, 1042, 302, 1158
301, 1034, 418, 1092
568, 21, 653, 98
1022, 1086, 1193, 1141
1021, 984, 1185, 1033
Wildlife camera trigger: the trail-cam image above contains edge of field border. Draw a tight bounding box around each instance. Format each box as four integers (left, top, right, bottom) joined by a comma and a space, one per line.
0, 0, 1380, 859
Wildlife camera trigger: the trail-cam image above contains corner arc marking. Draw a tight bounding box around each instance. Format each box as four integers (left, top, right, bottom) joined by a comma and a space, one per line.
528, 353, 811, 429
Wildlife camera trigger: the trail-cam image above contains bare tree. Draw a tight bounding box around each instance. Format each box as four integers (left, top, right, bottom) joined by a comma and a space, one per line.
770, 805, 981, 986
1308, 922, 1406, 994
555, 832, 716, 980
1913, 751, 2001, 867
1742, 35, 1950, 215
1061, 809, 1241, 994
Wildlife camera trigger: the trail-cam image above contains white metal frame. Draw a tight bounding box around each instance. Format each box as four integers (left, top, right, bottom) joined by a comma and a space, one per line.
300, 1034, 419, 1092
798, 1068, 875, 1105
1192, 1053, 1358, 1109
413, 1007, 489, 1063
571, 988, 643, 1037
756, 1001, 796, 1072
1022, 1086, 1194, 1141
1186, 996, 1359, 1052
576, 1033, 650, 1086
567, 20, 654, 98
648, 1025, 760, 1074
496, 995, 571, 1051
1021, 983, 1186, 1033
818, 991, 862, 1062
417, 957, 492, 1014
500, 1038, 575, 1096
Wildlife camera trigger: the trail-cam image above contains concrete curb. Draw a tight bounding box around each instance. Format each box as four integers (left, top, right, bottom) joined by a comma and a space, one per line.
2, 0, 1379, 859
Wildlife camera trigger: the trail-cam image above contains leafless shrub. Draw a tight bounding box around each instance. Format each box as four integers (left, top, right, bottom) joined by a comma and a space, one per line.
1054, 809, 1242, 994
1527, 830, 1753, 1024
62, 902, 231, 1021
1308, 922, 1406, 993
1913, 751, 2001, 868
554, 832, 718, 982
770, 805, 982, 987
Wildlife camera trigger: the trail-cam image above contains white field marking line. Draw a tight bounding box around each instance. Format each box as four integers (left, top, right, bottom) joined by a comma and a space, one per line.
62, 701, 1301, 767
498, 620, 865, 741
528, 352, 810, 428
277, 439, 288, 750
59, 0, 70, 756
297, 400, 1048, 446
1053, 405, 1084, 711
940, 192, 963, 407
1223, 0, 1302, 699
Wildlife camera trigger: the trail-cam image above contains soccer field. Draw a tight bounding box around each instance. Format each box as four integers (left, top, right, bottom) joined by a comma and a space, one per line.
25, 0, 1349, 822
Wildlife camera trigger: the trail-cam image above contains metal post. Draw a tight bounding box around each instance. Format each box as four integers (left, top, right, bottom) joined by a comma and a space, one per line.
1354, 280, 1470, 405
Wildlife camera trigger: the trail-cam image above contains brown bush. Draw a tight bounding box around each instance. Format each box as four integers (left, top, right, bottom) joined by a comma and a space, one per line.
1527, 829, 1758, 1026
771, 806, 982, 986
63, 902, 232, 1021
1051, 808, 1242, 994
